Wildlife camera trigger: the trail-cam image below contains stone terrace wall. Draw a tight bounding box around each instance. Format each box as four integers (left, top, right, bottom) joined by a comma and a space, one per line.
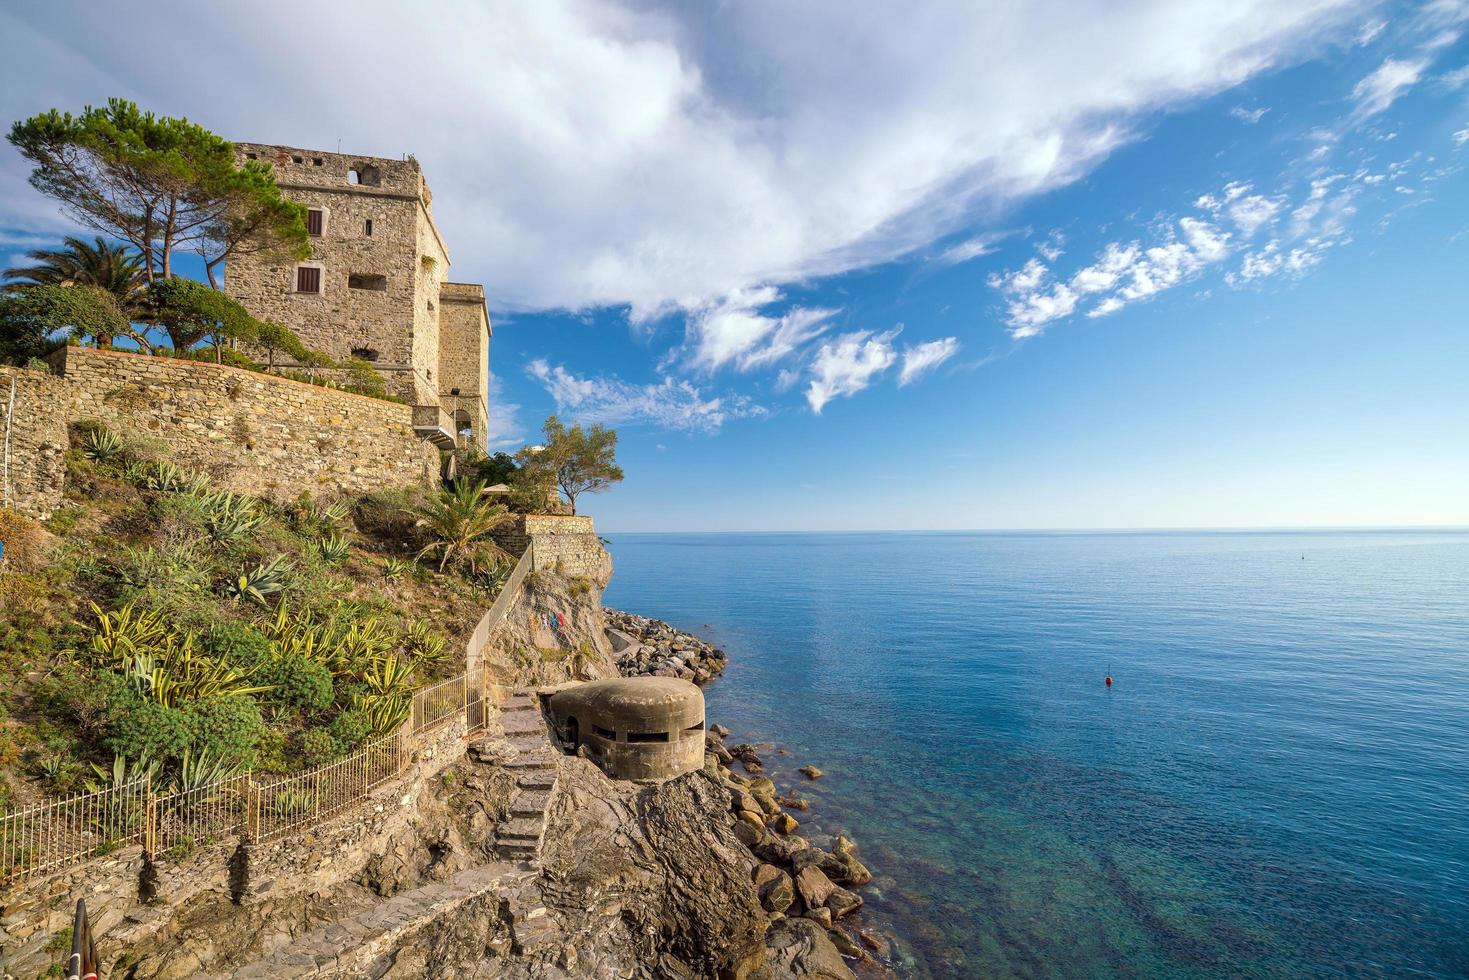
0, 717, 473, 980
494, 514, 610, 583
43, 346, 438, 502
0, 366, 69, 520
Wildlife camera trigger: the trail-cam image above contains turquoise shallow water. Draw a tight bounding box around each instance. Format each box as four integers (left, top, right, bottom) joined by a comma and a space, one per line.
600, 529, 1469, 979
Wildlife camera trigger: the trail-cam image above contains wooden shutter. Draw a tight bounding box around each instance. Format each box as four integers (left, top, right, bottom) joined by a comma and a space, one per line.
306, 209, 324, 236
296, 266, 321, 293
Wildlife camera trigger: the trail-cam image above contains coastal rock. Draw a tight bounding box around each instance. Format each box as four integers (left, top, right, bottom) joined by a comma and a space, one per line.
764, 918, 856, 980
771, 812, 800, 835
757, 868, 796, 915
779, 795, 810, 811
711, 724, 731, 738
799, 766, 825, 780
803, 907, 834, 929
606, 608, 729, 685
827, 927, 867, 961
825, 886, 863, 919
795, 865, 836, 910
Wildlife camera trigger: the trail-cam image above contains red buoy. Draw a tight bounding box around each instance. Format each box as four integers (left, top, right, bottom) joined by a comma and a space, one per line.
1105, 676, 1113, 687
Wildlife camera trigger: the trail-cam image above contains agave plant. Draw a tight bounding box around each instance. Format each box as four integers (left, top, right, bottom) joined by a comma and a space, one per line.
270, 787, 316, 819
82, 601, 170, 661
402, 621, 447, 667
170, 747, 246, 796
144, 461, 209, 495
381, 558, 413, 582
409, 480, 515, 575
82, 427, 124, 465
200, 491, 265, 545
85, 753, 163, 795
224, 556, 292, 606
121, 632, 273, 707
312, 533, 351, 565
289, 496, 351, 535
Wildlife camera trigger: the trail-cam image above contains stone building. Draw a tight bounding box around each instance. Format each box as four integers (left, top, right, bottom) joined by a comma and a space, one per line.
545, 678, 706, 781
224, 144, 490, 452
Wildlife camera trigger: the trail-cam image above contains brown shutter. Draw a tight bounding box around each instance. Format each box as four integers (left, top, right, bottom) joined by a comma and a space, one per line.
296, 266, 321, 293
306, 209, 323, 236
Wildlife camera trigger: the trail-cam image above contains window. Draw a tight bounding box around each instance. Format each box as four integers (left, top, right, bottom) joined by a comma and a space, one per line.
350, 347, 379, 362
347, 162, 380, 186
306, 209, 324, 236
347, 273, 387, 291
245, 152, 258, 160
312, 157, 323, 166
291, 155, 303, 164
295, 266, 321, 294
364, 219, 373, 237
627, 730, 670, 743
592, 725, 615, 740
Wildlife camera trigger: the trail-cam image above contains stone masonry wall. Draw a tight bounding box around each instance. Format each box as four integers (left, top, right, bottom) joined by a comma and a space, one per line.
493, 515, 610, 582
0, 366, 69, 520
437, 283, 491, 451
41, 347, 437, 502
0, 718, 475, 980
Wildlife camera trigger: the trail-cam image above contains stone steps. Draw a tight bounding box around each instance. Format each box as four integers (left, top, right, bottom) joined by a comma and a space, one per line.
217, 862, 521, 978
517, 771, 556, 791
479, 689, 560, 864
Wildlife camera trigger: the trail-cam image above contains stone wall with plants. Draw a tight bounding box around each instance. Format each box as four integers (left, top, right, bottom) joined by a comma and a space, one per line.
0, 365, 69, 520
38, 346, 438, 504
493, 514, 610, 582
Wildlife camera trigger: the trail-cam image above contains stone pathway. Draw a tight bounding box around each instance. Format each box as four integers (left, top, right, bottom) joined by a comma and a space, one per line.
217, 861, 522, 978
480, 689, 562, 863
212, 691, 566, 978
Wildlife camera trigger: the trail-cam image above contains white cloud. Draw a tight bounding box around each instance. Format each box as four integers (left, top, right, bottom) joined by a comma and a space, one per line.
1453, 127, 1469, 146
1351, 56, 1431, 120
1356, 17, 1387, 45
527, 359, 762, 432
484, 371, 526, 450
805, 331, 898, 413
1229, 105, 1270, 123
898, 337, 961, 385
1227, 193, 1285, 235
1439, 64, 1469, 89
684, 286, 836, 372
937, 231, 1011, 266
0, 0, 1373, 320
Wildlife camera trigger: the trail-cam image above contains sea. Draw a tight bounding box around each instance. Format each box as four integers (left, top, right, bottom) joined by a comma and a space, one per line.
600, 529, 1469, 979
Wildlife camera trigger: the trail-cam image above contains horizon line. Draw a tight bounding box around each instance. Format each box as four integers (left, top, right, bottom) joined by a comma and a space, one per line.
594, 524, 1469, 535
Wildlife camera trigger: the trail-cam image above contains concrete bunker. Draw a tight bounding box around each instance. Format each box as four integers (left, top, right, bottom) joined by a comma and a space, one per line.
545, 677, 705, 781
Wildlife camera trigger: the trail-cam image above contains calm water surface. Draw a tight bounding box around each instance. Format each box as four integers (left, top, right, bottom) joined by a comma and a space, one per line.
601, 530, 1469, 979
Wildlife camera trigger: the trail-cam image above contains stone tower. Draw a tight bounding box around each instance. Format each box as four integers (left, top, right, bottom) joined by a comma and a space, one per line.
224, 143, 490, 451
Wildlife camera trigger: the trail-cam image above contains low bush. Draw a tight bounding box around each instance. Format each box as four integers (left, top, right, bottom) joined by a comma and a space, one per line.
255, 655, 333, 716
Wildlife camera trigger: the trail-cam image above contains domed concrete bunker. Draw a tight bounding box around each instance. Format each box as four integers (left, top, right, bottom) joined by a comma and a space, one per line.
545, 677, 705, 781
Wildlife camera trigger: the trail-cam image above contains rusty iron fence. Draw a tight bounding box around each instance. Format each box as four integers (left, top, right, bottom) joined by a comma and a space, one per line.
0, 541, 539, 887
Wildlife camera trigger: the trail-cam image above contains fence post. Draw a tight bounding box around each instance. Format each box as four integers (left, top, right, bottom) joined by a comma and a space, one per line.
245, 774, 259, 842
143, 784, 156, 861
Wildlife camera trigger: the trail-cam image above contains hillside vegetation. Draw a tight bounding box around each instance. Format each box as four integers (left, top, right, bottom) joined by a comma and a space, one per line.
0, 423, 511, 814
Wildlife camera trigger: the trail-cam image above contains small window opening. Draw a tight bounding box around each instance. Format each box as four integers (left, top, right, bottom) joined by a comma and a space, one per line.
592, 725, 615, 740
312, 157, 323, 166
295, 266, 321, 294
292, 155, 303, 164
347, 163, 380, 186
686, 720, 705, 731
306, 209, 324, 236
347, 273, 387, 291
364, 219, 373, 237
627, 730, 670, 743
350, 347, 379, 362
245, 152, 258, 160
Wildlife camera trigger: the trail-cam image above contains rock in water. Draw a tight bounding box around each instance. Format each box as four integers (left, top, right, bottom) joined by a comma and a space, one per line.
799, 765, 825, 780
763, 918, 856, 980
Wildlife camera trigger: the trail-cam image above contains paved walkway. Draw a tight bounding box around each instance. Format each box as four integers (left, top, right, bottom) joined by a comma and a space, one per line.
486, 689, 562, 862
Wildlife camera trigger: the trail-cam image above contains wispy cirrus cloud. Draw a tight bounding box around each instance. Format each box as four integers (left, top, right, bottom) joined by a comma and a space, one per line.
899, 337, 961, 385
682, 286, 836, 373
1229, 105, 1271, 123
527, 359, 763, 432
1351, 56, 1432, 120
805, 330, 900, 414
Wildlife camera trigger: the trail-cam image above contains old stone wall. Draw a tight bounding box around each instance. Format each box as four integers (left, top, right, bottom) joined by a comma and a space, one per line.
0, 718, 474, 980
226, 143, 451, 407
0, 366, 69, 520
492, 514, 611, 582
33, 347, 437, 503
437, 283, 491, 451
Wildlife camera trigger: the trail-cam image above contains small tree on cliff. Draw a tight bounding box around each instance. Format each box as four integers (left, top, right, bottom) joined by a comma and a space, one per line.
410, 480, 517, 575
516, 415, 624, 515
0, 284, 131, 364
8, 98, 309, 287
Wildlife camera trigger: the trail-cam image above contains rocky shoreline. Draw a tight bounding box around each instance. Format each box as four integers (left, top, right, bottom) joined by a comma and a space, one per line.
611, 611, 896, 976
605, 608, 730, 683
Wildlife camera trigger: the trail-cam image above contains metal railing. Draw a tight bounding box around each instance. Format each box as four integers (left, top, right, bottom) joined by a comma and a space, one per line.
0, 543, 538, 888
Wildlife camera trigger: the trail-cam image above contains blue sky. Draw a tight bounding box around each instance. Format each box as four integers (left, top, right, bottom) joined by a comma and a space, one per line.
2, 1, 1467, 530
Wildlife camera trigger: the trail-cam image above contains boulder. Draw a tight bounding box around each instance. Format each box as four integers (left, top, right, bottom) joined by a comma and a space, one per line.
710, 724, 731, 738
795, 865, 835, 910
798, 765, 824, 780
825, 886, 863, 919
762, 918, 855, 980
827, 927, 867, 961
758, 869, 795, 916
803, 906, 834, 929
771, 812, 800, 836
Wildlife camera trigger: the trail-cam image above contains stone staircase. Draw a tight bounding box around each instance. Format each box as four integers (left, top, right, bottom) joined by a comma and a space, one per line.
219, 861, 523, 978
481, 689, 563, 863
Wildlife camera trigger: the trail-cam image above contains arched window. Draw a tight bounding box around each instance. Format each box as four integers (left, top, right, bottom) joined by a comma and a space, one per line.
347, 163, 381, 187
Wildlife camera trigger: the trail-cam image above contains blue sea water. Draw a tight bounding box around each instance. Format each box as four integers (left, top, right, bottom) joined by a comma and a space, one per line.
600, 529, 1469, 979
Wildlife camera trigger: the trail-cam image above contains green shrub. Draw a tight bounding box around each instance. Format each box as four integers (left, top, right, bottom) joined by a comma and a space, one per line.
101, 685, 193, 762
186, 696, 264, 768
256, 655, 333, 715
328, 709, 371, 753
312, 533, 351, 565
43, 506, 84, 535
201, 622, 272, 667
253, 729, 289, 773
83, 428, 124, 465
297, 728, 338, 767
222, 555, 292, 606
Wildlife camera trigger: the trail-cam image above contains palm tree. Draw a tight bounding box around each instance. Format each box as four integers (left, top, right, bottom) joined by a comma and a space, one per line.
411, 480, 517, 575
4, 236, 146, 346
